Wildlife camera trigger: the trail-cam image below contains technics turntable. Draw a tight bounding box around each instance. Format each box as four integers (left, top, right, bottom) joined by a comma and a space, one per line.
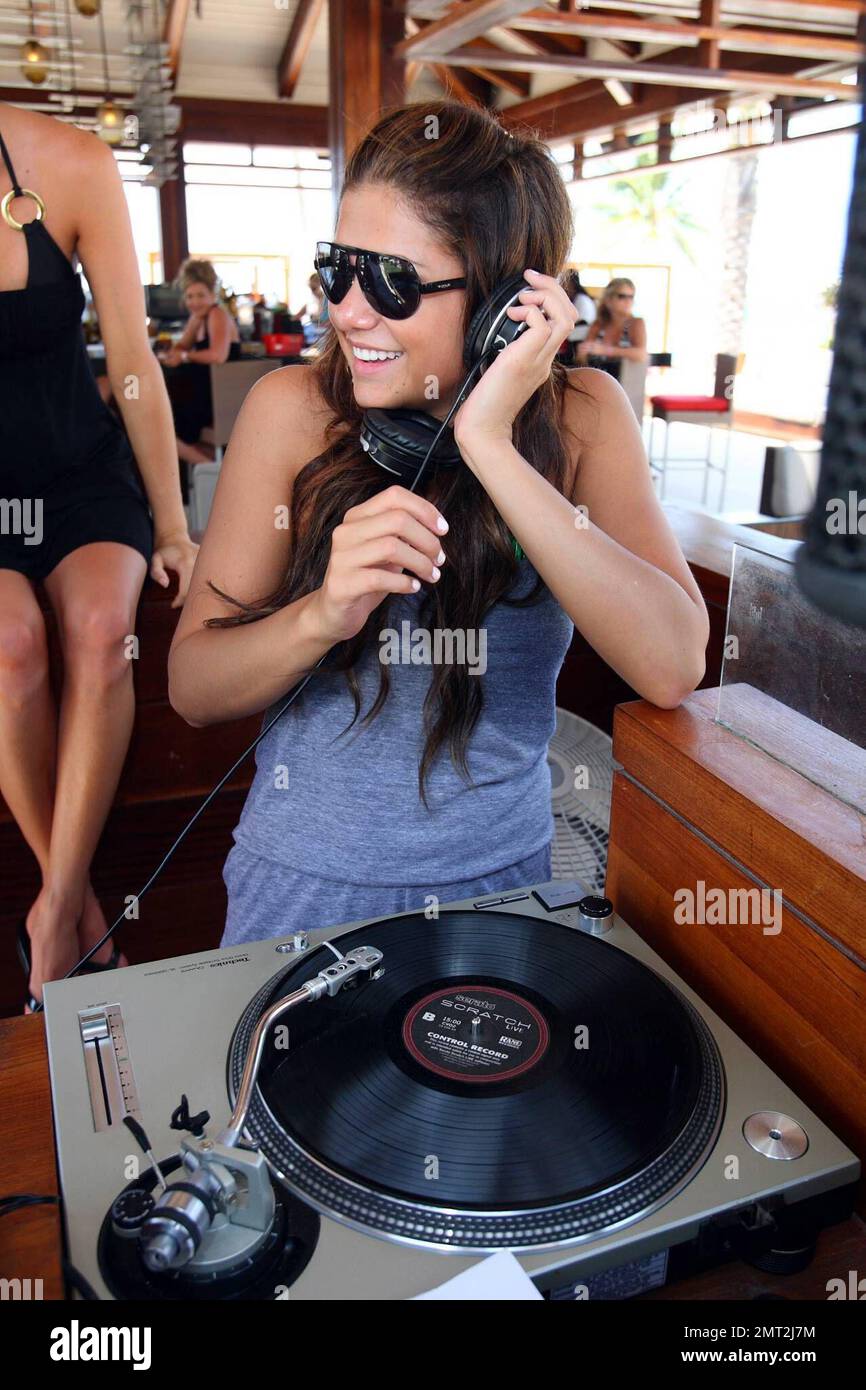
43, 882, 859, 1301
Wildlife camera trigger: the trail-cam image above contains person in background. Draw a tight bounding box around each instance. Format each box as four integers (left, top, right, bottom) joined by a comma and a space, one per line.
307, 270, 328, 325
158, 257, 241, 468
0, 102, 198, 1009
577, 277, 647, 367
562, 268, 596, 363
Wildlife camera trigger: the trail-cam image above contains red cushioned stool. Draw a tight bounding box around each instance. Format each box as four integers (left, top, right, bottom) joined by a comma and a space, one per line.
648, 353, 739, 507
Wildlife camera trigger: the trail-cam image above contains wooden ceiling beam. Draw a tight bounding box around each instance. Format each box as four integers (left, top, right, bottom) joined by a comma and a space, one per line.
497, 45, 851, 143
698, 0, 721, 70
508, 8, 865, 63
423, 48, 855, 99
163, 0, 191, 84
177, 98, 328, 148
395, 0, 540, 57
502, 28, 586, 59
405, 19, 510, 102
430, 63, 493, 106
278, 0, 325, 99
456, 37, 532, 96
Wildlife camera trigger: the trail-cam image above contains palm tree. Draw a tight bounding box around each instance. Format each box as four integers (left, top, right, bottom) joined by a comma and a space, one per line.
593, 170, 705, 263
718, 150, 759, 356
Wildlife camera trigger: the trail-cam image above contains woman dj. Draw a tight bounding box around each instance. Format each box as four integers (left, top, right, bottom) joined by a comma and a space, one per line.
168, 101, 708, 947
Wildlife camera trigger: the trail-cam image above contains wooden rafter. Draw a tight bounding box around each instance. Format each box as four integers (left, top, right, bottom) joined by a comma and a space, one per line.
507, 8, 865, 63
431, 63, 491, 106
496, 45, 844, 146
278, 0, 325, 99
163, 0, 191, 84
414, 48, 855, 99
698, 0, 721, 70
395, 0, 539, 57
456, 37, 531, 96
406, 18, 522, 102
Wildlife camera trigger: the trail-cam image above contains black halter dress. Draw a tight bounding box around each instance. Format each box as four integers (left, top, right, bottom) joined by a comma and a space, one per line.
0, 128, 153, 581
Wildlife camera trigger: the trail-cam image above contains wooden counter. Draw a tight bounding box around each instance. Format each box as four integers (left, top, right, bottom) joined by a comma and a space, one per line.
0, 1016, 64, 1298
607, 689, 866, 1208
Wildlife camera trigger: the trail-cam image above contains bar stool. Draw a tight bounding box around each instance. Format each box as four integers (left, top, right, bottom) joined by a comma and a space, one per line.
649, 353, 739, 507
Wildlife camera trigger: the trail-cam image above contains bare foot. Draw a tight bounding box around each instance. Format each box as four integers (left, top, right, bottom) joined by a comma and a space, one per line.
24, 887, 83, 1007
77, 881, 129, 971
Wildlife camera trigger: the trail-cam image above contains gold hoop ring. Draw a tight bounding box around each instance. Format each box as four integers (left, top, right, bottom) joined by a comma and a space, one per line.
1, 187, 46, 231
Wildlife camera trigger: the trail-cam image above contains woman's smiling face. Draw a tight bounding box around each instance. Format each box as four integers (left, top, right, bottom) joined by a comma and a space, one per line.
329, 183, 468, 422
184, 281, 215, 316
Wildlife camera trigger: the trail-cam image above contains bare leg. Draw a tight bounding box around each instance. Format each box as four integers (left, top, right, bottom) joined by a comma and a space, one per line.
27, 543, 147, 1000
0, 569, 59, 885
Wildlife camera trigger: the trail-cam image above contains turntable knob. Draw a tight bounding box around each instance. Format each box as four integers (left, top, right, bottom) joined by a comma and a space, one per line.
111, 1187, 155, 1239
576, 896, 614, 935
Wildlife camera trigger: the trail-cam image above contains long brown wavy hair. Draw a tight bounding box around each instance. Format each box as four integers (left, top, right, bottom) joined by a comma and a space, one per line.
207, 100, 590, 807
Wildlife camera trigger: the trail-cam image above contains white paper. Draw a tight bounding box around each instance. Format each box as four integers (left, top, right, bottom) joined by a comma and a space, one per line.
413, 1251, 544, 1301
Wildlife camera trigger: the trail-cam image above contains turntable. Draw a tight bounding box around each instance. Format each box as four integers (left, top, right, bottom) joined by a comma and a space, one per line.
43, 881, 859, 1300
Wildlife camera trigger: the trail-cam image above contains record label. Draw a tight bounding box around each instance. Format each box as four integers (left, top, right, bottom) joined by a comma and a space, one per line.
402, 983, 549, 1082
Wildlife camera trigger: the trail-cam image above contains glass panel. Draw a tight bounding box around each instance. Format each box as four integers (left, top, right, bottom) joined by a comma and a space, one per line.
185, 165, 299, 187
717, 543, 866, 813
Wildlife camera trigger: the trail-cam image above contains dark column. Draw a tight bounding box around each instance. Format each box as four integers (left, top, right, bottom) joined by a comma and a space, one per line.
328, 0, 405, 218
158, 149, 189, 282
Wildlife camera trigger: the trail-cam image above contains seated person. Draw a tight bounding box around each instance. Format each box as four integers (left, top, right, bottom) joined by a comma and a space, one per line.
158, 257, 241, 466
577, 277, 647, 374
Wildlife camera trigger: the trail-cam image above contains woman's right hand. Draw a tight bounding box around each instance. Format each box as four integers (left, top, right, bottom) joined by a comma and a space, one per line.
310, 484, 449, 644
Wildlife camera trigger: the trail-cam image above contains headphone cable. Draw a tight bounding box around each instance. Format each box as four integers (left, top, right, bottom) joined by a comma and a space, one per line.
32, 351, 498, 1010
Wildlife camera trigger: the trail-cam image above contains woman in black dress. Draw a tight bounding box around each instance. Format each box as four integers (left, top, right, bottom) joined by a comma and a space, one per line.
0, 102, 198, 1008
158, 257, 241, 468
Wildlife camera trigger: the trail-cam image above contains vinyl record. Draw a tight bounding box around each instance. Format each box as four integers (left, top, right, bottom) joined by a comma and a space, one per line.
228, 911, 724, 1251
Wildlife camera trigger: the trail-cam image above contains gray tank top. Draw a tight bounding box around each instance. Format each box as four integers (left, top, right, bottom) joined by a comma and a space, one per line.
231, 556, 574, 885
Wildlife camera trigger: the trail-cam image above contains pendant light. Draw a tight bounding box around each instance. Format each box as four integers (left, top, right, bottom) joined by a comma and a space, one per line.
96, 2, 122, 144
73, 0, 101, 15
21, 1, 49, 84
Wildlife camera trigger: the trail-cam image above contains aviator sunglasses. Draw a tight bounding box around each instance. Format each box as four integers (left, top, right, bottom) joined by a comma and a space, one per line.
314, 240, 467, 320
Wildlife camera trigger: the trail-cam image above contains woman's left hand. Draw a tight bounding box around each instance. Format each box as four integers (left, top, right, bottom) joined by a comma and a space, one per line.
452, 268, 578, 450
150, 531, 200, 609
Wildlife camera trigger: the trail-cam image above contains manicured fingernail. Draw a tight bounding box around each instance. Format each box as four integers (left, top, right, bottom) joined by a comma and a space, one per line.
411, 579, 421, 590
526, 268, 541, 275
431, 567, 441, 580
436, 515, 449, 533
436, 549, 445, 564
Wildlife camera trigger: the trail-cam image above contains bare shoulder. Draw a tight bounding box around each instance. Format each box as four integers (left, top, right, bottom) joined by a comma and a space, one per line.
237, 364, 337, 475
561, 366, 638, 443
1, 103, 113, 187
247, 363, 333, 430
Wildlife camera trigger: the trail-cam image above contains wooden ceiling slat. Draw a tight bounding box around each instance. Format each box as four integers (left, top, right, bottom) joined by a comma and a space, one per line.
278, 0, 325, 100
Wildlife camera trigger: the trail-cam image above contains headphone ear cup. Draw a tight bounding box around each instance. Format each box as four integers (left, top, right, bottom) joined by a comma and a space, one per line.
360, 407, 463, 484
463, 273, 532, 372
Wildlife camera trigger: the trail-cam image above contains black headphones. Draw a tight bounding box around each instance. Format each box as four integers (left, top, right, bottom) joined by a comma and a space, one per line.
358, 273, 532, 490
